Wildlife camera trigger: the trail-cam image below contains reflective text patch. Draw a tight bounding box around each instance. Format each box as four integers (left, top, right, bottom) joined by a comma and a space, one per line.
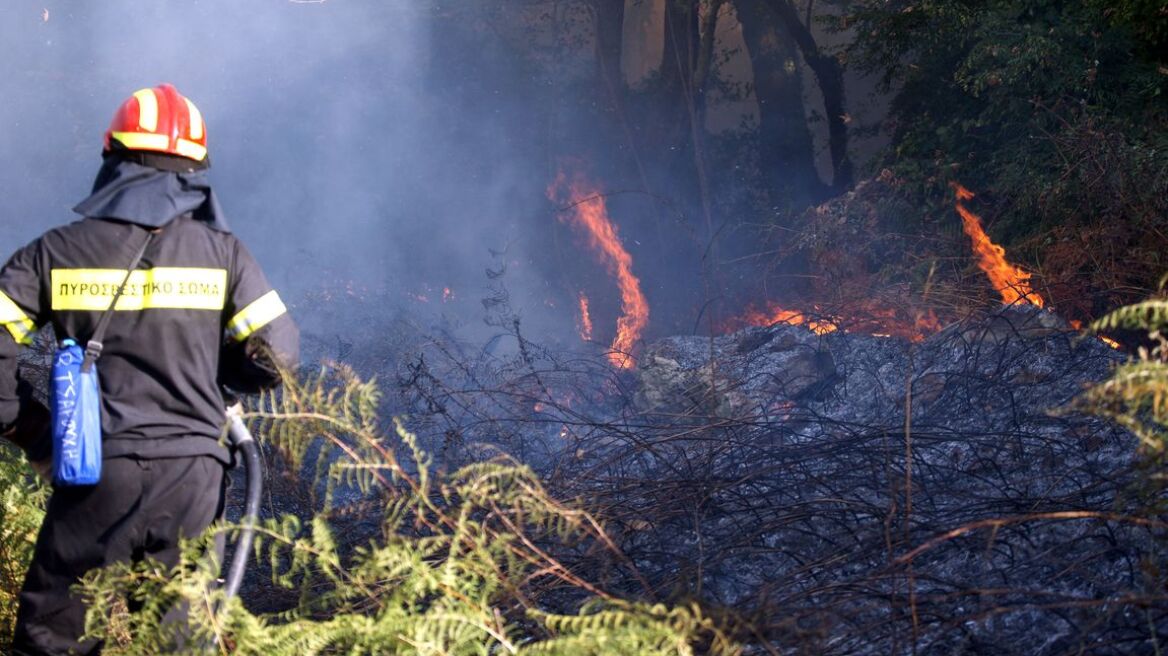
51, 268, 227, 311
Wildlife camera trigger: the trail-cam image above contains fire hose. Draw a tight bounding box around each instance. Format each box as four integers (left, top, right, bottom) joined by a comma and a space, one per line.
222, 406, 262, 602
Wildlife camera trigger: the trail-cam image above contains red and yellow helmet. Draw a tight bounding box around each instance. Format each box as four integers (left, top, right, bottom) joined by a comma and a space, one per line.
103, 84, 207, 163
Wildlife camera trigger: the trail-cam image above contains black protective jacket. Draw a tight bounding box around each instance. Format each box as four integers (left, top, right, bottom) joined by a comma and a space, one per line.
0, 214, 298, 464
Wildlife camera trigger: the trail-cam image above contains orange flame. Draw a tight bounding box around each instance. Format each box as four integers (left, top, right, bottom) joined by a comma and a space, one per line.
740, 304, 839, 335
549, 169, 649, 368
733, 301, 941, 342
1070, 320, 1122, 350
951, 182, 1044, 308
577, 292, 594, 341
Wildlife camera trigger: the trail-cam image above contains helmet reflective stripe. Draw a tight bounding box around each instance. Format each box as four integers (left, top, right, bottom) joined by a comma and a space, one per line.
185, 98, 203, 141
110, 131, 169, 152
0, 291, 36, 345
225, 291, 287, 342
133, 88, 159, 132
175, 138, 207, 161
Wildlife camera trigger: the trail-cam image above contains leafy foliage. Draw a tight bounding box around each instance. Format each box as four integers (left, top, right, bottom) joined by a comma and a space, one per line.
840, 0, 1168, 308
0, 444, 47, 647
75, 365, 739, 655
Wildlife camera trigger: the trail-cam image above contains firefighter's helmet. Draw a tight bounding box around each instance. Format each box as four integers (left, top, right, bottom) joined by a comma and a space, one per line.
104, 84, 208, 165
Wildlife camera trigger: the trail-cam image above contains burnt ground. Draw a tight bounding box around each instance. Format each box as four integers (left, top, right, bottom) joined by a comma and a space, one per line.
242, 301, 1167, 655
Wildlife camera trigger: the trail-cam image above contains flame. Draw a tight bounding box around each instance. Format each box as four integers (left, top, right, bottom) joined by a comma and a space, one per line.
951, 182, 1044, 307
577, 292, 594, 341
723, 183, 1109, 346
442, 287, 454, 303
1071, 320, 1122, 350
549, 168, 649, 369
740, 304, 838, 335
731, 301, 941, 342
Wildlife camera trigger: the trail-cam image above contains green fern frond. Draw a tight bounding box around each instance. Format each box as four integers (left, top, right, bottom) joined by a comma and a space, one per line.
1090, 299, 1168, 332
66, 364, 739, 655
1072, 359, 1168, 451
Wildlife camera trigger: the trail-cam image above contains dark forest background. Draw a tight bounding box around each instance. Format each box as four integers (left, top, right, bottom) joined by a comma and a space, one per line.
499, 0, 1168, 333
1, 1, 1163, 346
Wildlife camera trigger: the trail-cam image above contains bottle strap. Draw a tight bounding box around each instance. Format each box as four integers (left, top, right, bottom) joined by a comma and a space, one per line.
81, 230, 156, 373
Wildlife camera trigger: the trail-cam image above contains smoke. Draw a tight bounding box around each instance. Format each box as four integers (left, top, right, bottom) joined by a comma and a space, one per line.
2, 2, 838, 360
0, 2, 586, 349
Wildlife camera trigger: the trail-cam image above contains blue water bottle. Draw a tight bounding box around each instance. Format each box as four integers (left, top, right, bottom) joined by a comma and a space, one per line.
51, 339, 103, 485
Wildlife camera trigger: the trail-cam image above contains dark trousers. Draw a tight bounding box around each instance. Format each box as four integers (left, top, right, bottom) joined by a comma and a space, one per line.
12, 456, 225, 655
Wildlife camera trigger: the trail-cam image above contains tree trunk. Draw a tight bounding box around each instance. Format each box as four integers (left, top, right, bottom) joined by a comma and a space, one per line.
734, 0, 826, 209
592, 0, 626, 100
764, 0, 853, 192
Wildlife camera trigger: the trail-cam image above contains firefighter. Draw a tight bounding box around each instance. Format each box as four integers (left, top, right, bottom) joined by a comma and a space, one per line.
0, 83, 299, 654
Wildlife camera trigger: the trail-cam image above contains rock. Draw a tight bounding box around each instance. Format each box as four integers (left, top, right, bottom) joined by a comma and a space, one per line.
959, 305, 1073, 344
635, 329, 838, 414
735, 328, 776, 354
763, 349, 836, 400
909, 371, 947, 407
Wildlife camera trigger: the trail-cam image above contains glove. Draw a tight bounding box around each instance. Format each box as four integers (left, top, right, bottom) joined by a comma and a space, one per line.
5, 402, 52, 482
1, 379, 51, 462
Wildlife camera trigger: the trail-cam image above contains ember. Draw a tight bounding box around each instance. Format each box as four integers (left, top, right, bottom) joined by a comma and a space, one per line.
729, 301, 941, 342
548, 168, 648, 368
738, 304, 838, 335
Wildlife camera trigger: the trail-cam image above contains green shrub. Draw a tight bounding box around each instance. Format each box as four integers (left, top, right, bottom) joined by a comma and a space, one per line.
0, 443, 47, 646
840, 0, 1168, 305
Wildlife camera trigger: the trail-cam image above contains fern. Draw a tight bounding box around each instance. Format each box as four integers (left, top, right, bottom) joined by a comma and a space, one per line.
1090, 299, 1168, 333
71, 364, 740, 655
1074, 295, 1168, 454
1074, 360, 1168, 452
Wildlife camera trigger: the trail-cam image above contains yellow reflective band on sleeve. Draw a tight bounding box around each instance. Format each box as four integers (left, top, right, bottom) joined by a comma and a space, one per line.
133, 88, 159, 132
0, 291, 36, 345
109, 131, 169, 152
226, 290, 286, 342
51, 268, 227, 311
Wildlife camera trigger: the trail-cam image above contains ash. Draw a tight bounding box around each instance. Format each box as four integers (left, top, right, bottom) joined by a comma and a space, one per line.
374, 304, 1166, 653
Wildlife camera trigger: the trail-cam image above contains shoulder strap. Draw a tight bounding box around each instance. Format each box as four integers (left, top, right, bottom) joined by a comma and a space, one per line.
81, 230, 156, 372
